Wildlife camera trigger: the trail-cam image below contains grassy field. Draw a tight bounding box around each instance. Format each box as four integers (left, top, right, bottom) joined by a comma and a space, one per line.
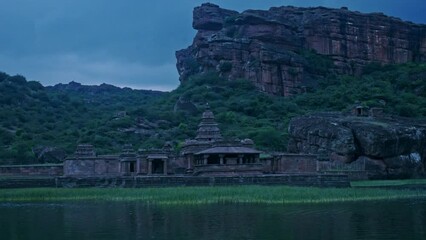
351, 179, 426, 187
0, 185, 425, 205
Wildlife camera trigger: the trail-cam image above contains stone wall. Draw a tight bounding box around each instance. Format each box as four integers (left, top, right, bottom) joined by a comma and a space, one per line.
276, 154, 317, 173
319, 171, 368, 181
56, 174, 350, 188
0, 164, 63, 176
317, 159, 368, 180
0, 177, 57, 189
193, 163, 264, 176
64, 158, 120, 177
0, 174, 350, 188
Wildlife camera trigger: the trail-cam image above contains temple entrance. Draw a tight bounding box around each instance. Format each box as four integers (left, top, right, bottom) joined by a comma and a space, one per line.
207, 155, 220, 164
152, 159, 164, 174
129, 162, 135, 173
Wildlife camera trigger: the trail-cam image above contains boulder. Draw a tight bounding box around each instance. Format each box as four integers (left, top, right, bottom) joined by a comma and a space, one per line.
193, 3, 238, 31
173, 96, 198, 113
384, 153, 423, 178
288, 113, 426, 178
288, 114, 357, 160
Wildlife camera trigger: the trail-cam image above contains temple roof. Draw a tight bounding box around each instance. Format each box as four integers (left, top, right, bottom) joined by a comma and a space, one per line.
195, 105, 222, 141
195, 146, 261, 155
147, 154, 168, 159
74, 144, 96, 157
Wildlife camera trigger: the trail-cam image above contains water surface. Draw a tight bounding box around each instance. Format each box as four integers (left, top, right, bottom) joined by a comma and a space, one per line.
0, 200, 425, 240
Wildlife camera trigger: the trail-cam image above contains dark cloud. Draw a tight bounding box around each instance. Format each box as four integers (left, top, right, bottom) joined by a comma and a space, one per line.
0, 0, 424, 90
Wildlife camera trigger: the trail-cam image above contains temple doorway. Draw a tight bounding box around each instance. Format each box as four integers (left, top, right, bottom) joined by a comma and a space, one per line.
129, 162, 135, 173
152, 159, 164, 174
207, 155, 220, 164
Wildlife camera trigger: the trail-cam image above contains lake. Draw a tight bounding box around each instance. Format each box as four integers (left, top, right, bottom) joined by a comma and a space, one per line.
0, 200, 425, 240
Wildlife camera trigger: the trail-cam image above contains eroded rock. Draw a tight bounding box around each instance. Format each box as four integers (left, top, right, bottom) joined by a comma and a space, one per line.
288, 113, 426, 178
176, 4, 426, 96
32, 146, 67, 163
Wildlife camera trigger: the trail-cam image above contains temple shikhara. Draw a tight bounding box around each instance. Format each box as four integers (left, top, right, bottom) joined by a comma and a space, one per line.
64, 105, 315, 177
181, 105, 263, 176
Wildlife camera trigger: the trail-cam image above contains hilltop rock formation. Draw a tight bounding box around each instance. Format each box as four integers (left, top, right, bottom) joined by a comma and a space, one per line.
176, 3, 426, 96
288, 113, 426, 178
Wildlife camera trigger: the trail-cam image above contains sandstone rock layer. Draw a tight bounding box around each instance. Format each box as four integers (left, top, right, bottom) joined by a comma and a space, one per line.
176, 3, 426, 96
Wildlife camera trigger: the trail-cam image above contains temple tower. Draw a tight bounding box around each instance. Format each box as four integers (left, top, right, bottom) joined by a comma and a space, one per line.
195, 105, 222, 142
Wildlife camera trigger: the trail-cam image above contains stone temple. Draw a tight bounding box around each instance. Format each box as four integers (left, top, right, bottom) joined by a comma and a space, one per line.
181, 105, 263, 176
0, 106, 353, 187
64, 106, 317, 177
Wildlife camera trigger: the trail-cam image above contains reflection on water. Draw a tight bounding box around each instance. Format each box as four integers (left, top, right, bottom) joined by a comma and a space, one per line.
0, 200, 425, 240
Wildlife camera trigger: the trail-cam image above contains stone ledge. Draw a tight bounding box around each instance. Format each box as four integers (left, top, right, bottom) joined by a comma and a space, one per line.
0, 174, 350, 189
57, 174, 350, 188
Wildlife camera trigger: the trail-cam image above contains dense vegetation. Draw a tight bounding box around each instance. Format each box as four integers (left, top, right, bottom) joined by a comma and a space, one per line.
0, 62, 425, 164
0, 76, 164, 164
1, 185, 426, 204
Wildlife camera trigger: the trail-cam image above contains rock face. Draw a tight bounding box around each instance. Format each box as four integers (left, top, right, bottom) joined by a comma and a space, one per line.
173, 96, 198, 113
288, 113, 426, 178
32, 146, 67, 163
176, 3, 426, 96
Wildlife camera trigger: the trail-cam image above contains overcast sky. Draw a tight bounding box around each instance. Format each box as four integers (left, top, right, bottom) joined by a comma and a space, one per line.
0, 0, 425, 91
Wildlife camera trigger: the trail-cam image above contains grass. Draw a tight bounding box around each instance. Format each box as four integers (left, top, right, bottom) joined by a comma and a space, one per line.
351, 179, 426, 187
0, 186, 425, 205
0, 175, 55, 179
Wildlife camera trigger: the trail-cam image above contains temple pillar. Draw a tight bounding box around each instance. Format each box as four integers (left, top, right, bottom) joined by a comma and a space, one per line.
219, 154, 224, 165
136, 159, 141, 175
148, 160, 152, 175
122, 162, 127, 175
238, 155, 243, 164
163, 160, 168, 175
118, 161, 122, 175
255, 156, 260, 163
203, 155, 208, 165
187, 155, 193, 169
278, 157, 282, 172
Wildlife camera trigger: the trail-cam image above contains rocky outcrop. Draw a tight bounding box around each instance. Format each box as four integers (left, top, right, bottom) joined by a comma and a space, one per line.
173, 96, 198, 113
32, 146, 67, 163
176, 3, 426, 96
288, 113, 426, 178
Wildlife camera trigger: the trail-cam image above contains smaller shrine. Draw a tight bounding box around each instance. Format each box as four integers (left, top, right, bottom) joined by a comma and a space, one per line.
138, 144, 175, 175
119, 144, 137, 175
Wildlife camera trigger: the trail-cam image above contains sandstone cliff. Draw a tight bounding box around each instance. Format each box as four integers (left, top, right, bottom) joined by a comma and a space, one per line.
288, 113, 426, 178
176, 3, 426, 96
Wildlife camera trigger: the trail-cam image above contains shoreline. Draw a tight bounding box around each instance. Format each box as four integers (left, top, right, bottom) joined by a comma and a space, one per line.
1, 185, 426, 205
0, 174, 351, 189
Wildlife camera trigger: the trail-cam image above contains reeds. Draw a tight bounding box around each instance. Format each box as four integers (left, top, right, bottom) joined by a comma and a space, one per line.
351, 179, 426, 187
1, 185, 425, 205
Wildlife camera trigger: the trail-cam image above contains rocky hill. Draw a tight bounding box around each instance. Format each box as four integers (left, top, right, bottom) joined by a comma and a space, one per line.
0, 73, 166, 164
1, 61, 425, 165
176, 3, 426, 96
288, 113, 426, 178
